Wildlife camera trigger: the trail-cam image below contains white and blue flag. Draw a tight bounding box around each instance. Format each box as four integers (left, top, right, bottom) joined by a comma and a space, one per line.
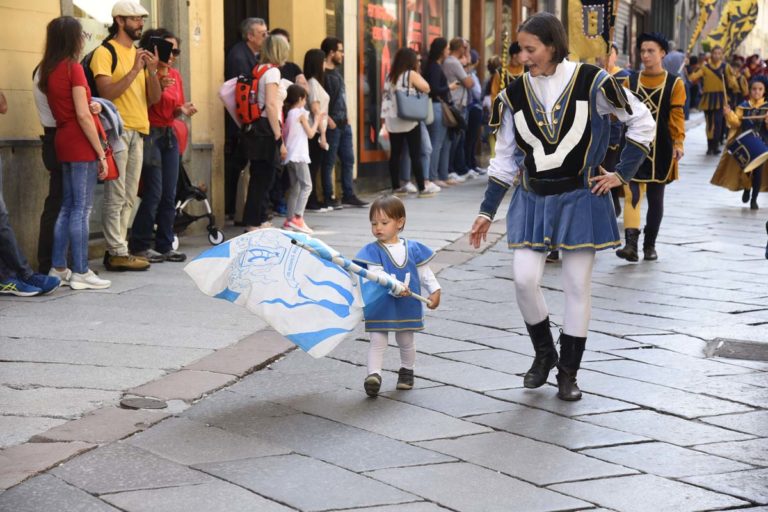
184, 229, 388, 357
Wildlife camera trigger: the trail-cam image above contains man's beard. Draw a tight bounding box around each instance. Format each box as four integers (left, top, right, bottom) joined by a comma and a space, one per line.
128, 27, 142, 41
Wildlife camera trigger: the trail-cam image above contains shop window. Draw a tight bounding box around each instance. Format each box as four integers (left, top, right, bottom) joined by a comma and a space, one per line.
72, 0, 155, 54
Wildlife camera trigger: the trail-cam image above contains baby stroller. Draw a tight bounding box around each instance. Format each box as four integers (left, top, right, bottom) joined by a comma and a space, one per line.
173, 163, 225, 249
171, 119, 225, 250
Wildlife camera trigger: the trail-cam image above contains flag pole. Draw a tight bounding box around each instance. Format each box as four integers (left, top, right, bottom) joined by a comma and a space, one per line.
290, 239, 434, 307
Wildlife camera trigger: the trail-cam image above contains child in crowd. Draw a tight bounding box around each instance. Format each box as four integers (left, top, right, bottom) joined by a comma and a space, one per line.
355, 195, 441, 397
282, 84, 322, 234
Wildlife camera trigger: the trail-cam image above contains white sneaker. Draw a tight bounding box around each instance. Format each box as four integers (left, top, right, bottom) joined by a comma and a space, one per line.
70, 270, 111, 290
466, 169, 480, 179
403, 182, 418, 193
424, 182, 441, 193
48, 268, 72, 287
474, 166, 488, 175
448, 172, 467, 183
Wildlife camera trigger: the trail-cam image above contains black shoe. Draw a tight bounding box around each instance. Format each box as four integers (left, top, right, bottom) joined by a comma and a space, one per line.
396, 368, 414, 390
742, 189, 751, 204
326, 199, 343, 210
364, 373, 382, 397
545, 250, 559, 263
616, 228, 640, 262
642, 227, 659, 261
342, 195, 369, 208
523, 318, 558, 388
556, 333, 586, 401
306, 200, 327, 211
751, 198, 759, 210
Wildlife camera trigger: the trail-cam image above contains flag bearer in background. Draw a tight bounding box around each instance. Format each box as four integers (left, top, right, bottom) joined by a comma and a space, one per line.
616, 33, 686, 263
688, 45, 733, 155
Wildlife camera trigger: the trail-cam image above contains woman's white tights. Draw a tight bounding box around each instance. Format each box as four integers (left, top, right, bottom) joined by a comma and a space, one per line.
512, 248, 595, 337
367, 331, 415, 375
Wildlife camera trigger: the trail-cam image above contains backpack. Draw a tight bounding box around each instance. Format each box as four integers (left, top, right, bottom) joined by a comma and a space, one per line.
235, 64, 277, 125
81, 39, 117, 97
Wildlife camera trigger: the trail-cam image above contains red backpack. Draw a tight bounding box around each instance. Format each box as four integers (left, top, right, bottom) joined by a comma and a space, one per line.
235, 64, 277, 126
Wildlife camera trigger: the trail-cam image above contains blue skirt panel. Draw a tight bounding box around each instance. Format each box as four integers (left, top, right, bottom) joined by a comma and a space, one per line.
506, 186, 620, 252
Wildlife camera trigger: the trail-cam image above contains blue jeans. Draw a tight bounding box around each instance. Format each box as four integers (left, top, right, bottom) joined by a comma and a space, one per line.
0, 158, 34, 280
400, 122, 432, 182
322, 124, 355, 201
52, 161, 98, 274
427, 102, 451, 181
131, 127, 179, 254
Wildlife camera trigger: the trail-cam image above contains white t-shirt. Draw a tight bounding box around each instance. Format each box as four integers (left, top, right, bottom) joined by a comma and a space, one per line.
32, 69, 56, 128
256, 65, 287, 111
283, 107, 311, 164
307, 77, 329, 131
382, 72, 419, 133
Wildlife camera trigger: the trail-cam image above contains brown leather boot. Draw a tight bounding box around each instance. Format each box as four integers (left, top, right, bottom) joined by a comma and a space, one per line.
616, 228, 640, 262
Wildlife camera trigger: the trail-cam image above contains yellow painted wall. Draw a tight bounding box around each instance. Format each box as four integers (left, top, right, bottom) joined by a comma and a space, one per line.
268, 0, 327, 65
0, 0, 61, 140
187, 0, 225, 219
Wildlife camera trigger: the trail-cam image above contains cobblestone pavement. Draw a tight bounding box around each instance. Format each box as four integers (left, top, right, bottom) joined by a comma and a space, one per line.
0, 116, 766, 510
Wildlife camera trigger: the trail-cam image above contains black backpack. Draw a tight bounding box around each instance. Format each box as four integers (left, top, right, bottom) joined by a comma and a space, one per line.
81, 39, 117, 97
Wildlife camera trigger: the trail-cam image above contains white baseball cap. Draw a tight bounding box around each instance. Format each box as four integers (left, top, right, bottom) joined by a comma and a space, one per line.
111, 0, 149, 17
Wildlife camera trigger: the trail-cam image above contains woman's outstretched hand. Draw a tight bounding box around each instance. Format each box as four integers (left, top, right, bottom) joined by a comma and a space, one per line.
590, 166, 622, 195
469, 216, 491, 249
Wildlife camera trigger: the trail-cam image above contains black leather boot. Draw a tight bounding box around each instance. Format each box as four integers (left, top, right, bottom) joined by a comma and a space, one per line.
615, 228, 640, 262
556, 333, 586, 401
523, 318, 558, 388
643, 227, 659, 261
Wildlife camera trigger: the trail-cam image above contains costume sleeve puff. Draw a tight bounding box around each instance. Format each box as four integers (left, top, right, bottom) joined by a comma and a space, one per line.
669, 78, 687, 149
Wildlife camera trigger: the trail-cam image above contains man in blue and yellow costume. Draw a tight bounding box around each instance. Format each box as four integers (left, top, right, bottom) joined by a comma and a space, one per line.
616, 33, 686, 262
689, 45, 734, 155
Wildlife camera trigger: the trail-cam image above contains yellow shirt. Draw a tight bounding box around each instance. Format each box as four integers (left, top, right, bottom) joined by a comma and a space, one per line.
90, 40, 149, 134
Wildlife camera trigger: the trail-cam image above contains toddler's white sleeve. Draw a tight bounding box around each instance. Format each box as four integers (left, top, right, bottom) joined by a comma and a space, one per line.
418, 265, 441, 295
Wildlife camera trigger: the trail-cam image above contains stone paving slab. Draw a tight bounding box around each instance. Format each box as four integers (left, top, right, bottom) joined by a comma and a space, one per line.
581, 441, 755, 478
412, 333, 488, 354
278, 389, 491, 442
0, 441, 95, 491
692, 438, 768, 466
440, 348, 533, 375
51, 443, 213, 495
468, 407, 647, 450
699, 410, 768, 437
125, 417, 290, 465
550, 473, 749, 512
100, 481, 293, 512
181, 390, 299, 426
366, 462, 590, 512
0, 416, 66, 449
0, 387, 118, 420
576, 369, 753, 418
0, 474, 120, 512
409, 359, 520, 392
0, 362, 164, 391
195, 453, 418, 511
625, 334, 709, 357
329, 503, 453, 512
604, 348, 755, 376
682, 469, 768, 505
580, 409, 756, 446
421, 318, 510, 343
206, 412, 454, 472
183, 330, 294, 375
417, 432, 636, 486
381, 385, 521, 418
0, 337, 211, 370
30, 407, 168, 444
486, 387, 639, 417
126, 370, 236, 402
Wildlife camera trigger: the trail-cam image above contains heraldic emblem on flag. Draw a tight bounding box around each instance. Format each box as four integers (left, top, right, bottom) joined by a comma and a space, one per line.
184, 229, 390, 358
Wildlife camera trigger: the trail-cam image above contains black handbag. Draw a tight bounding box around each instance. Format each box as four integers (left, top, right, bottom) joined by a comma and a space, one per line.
439, 98, 467, 130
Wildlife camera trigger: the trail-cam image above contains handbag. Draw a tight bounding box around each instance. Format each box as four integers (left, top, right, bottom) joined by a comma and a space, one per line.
96, 120, 119, 181
439, 98, 467, 131
395, 71, 429, 121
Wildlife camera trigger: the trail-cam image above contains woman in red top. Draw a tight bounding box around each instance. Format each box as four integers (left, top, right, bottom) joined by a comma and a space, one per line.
38, 16, 110, 290
131, 29, 197, 263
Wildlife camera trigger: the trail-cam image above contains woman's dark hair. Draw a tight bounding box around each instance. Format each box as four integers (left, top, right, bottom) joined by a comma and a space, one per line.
139, 28, 179, 51
303, 48, 325, 84
38, 16, 84, 94
283, 84, 308, 118
518, 12, 569, 64
509, 41, 521, 56
427, 37, 448, 63
389, 48, 418, 84
369, 195, 406, 230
